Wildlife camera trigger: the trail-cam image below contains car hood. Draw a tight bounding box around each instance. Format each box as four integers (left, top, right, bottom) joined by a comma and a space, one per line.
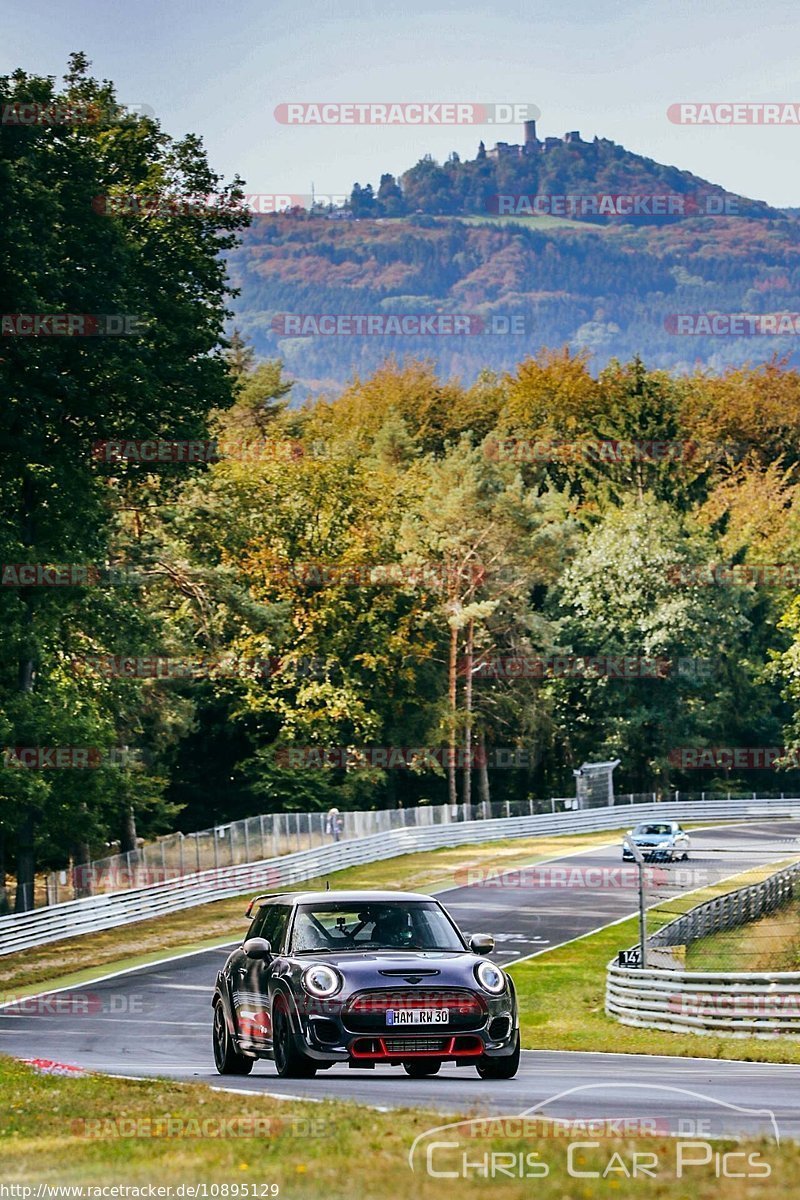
288, 949, 486, 984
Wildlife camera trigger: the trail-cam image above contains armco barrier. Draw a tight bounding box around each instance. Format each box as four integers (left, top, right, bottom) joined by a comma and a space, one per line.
42, 790, 754, 904
2, 795, 798, 956
45, 796, 582, 904
606, 965, 800, 1037
607, 860, 800, 1037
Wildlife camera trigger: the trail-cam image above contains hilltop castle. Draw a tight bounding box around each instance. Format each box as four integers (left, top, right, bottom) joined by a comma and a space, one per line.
480, 121, 591, 161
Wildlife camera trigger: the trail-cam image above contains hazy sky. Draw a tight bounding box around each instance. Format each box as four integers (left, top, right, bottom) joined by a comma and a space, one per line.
3, 0, 800, 207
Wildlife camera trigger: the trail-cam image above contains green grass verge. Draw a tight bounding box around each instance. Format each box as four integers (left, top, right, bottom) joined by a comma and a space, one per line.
1, 830, 622, 1000
510, 859, 800, 1064
0, 1056, 794, 1196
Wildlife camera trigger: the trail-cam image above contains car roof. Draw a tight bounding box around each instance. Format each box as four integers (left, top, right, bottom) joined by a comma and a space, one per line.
260, 889, 436, 906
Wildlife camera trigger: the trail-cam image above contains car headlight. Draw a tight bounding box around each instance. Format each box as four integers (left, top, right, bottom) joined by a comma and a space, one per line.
302, 964, 342, 998
475, 960, 506, 995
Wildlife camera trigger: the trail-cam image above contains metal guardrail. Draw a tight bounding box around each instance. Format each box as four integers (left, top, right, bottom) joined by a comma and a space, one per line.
43, 789, 771, 906
42, 796, 588, 905
606, 965, 800, 1036
2, 795, 797, 957
607, 860, 800, 1037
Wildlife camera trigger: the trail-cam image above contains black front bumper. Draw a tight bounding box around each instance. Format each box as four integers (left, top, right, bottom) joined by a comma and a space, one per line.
297, 987, 517, 1064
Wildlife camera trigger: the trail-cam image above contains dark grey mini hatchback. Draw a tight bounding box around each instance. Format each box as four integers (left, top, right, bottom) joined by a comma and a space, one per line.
212, 889, 520, 1079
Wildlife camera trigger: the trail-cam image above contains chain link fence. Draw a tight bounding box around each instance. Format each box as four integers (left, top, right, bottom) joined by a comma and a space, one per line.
650, 862, 800, 972
43, 796, 574, 905
39, 788, 796, 908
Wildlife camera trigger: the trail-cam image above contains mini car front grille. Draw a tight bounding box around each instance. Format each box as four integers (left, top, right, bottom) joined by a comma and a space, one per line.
344, 988, 487, 1033
348, 989, 486, 1012
383, 1037, 448, 1052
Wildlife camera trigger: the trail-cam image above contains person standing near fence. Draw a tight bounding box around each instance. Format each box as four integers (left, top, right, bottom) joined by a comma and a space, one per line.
325, 806, 343, 842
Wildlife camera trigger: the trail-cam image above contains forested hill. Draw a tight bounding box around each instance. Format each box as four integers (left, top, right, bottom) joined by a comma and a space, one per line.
351, 131, 777, 222
227, 131, 800, 393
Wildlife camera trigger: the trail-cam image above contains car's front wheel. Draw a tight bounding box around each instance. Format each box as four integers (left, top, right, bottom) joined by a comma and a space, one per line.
273, 1003, 317, 1078
476, 1031, 520, 1080
403, 1060, 441, 1077
213, 1000, 254, 1076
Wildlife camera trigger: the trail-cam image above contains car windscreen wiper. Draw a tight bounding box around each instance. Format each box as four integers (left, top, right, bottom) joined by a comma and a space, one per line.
292, 947, 346, 954
371, 944, 454, 951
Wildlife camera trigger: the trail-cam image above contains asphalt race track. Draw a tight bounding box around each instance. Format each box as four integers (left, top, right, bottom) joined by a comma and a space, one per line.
2, 820, 800, 1138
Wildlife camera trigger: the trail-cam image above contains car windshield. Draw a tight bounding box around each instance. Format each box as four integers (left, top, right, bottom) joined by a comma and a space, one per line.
636, 824, 674, 835
289, 901, 465, 954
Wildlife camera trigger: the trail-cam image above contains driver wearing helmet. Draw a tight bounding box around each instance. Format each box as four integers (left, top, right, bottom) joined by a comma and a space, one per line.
372, 906, 413, 948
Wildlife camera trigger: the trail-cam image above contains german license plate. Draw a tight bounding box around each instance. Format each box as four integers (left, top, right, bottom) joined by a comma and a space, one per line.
386, 1008, 449, 1025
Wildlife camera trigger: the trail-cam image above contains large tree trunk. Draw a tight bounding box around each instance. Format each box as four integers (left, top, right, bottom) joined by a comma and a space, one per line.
447, 621, 458, 807
71, 842, 93, 899
462, 618, 474, 812
477, 729, 491, 811
121, 804, 138, 853
14, 476, 38, 912
14, 808, 35, 913
15, 625, 38, 912
0, 828, 8, 914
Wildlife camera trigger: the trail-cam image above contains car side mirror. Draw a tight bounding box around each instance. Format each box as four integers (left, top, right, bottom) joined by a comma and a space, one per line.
470, 934, 495, 956
243, 937, 273, 961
